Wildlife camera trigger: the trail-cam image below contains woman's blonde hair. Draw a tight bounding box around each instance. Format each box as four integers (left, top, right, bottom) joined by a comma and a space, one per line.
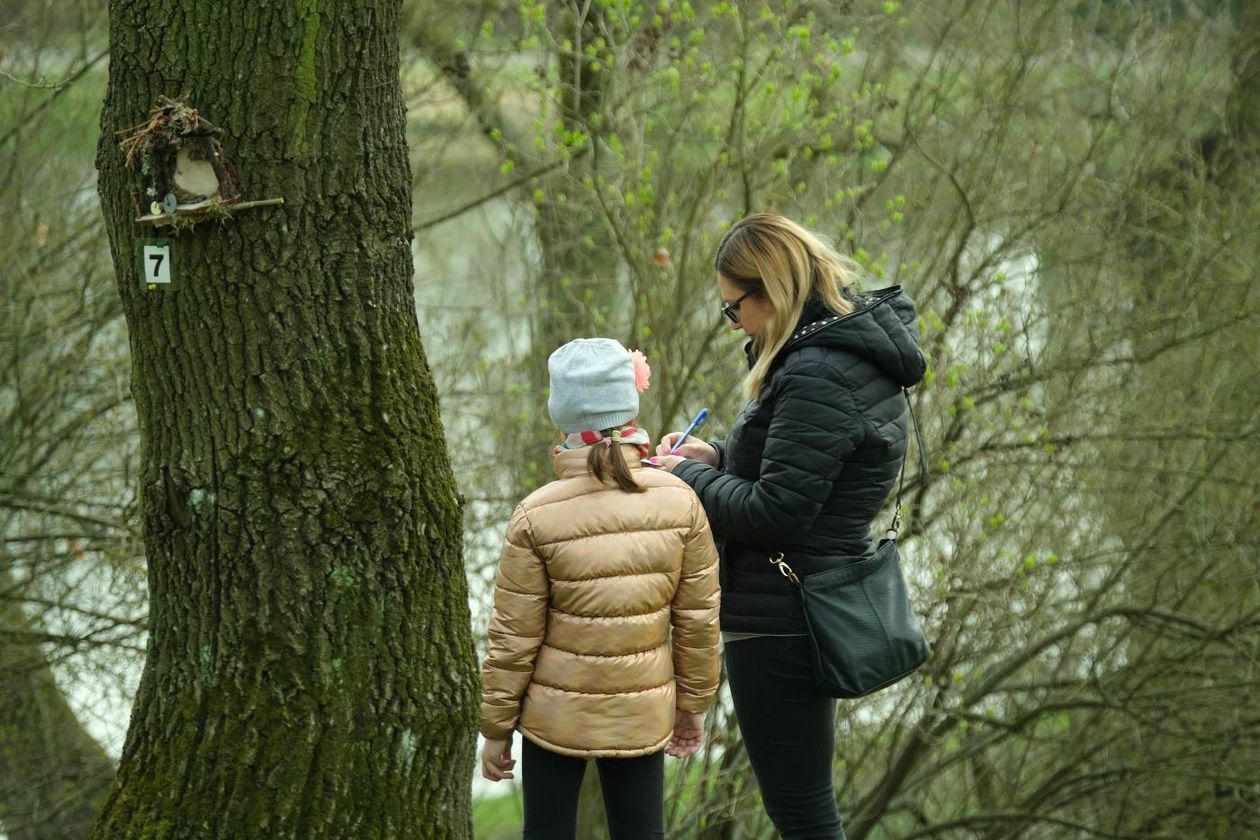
714, 214, 860, 398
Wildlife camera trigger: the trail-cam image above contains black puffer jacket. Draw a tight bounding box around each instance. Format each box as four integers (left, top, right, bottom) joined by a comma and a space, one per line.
672, 286, 926, 634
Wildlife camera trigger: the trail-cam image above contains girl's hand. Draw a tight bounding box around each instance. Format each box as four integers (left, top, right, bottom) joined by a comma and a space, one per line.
656, 433, 718, 467
481, 735, 516, 781
666, 711, 705, 758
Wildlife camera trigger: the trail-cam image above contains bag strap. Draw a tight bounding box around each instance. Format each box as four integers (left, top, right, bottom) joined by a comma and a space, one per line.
887, 387, 927, 539
770, 388, 926, 585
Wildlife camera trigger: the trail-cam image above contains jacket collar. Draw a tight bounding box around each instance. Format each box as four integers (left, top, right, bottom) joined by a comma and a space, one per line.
742, 293, 846, 369
553, 445, 647, 479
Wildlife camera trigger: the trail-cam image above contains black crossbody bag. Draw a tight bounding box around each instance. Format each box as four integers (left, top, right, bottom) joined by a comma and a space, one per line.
769, 389, 931, 698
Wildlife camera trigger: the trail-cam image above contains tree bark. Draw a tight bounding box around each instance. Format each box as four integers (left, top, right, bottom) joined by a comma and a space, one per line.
93, 2, 478, 837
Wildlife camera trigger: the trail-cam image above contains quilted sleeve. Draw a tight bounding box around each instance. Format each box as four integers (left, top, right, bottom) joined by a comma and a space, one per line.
710, 439, 728, 472
670, 493, 720, 713
479, 505, 549, 739
673, 361, 864, 547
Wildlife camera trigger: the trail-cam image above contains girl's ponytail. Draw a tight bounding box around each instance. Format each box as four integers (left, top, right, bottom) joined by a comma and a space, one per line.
587, 442, 646, 494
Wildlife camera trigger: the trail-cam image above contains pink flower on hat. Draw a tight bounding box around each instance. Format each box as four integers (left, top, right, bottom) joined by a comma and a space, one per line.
629, 349, 651, 393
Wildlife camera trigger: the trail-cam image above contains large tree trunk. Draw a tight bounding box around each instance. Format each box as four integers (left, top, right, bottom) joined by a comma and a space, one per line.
0, 594, 114, 840
92, 2, 478, 837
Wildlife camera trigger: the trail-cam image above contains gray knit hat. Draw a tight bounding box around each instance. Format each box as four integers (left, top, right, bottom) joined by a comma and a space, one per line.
547, 338, 639, 433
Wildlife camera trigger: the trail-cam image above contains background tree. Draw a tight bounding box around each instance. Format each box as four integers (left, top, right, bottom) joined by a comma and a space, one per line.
89, 0, 479, 836
1, 7, 136, 836
404, 0, 1259, 836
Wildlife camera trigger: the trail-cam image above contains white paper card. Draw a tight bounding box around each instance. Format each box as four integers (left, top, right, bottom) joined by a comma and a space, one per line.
142, 243, 172, 285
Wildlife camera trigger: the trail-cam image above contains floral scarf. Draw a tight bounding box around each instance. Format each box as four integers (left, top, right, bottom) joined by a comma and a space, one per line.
553, 423, 652, 458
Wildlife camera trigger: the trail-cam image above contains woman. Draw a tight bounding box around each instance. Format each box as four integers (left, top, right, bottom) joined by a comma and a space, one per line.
651, 214, 926, 838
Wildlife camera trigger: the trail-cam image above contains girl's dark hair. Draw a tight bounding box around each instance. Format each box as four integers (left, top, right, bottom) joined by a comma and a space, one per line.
587, 440, 646, 493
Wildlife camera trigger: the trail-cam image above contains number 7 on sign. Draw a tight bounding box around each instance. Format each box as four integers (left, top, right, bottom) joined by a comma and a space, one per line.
142, 242, 172, 286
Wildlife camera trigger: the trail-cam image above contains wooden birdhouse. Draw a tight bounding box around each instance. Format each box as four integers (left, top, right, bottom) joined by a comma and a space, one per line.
119, 95, 281, 227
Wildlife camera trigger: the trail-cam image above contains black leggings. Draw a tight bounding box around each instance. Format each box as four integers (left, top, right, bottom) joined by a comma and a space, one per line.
725, 635, 847, 839
521, 737, 664, 839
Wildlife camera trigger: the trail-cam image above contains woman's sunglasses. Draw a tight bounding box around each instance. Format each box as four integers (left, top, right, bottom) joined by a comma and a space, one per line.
721, 289, 757, 323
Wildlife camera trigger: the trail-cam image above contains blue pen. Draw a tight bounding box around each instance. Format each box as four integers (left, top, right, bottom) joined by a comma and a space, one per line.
669, 408, 710, 454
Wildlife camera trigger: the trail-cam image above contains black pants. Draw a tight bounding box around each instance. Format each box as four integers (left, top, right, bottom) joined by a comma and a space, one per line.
521, 737, 664, 839
725, 635, 847, 839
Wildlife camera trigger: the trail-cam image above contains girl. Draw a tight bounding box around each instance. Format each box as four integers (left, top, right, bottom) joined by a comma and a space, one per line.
479, 337, 720, 839
653, 214, 927, 838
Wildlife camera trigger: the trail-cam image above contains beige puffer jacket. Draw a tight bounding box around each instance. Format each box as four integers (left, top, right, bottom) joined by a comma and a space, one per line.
479, 446, 720, 758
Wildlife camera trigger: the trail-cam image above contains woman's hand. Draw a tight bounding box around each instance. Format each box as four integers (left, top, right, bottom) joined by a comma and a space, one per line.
656, 433, 718, 467
665, 711, 705, 758
481, 735, 516, 781
645, 454, 686, 472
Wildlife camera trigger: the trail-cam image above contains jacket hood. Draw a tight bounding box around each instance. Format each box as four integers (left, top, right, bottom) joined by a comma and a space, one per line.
748, 286, 927, 388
